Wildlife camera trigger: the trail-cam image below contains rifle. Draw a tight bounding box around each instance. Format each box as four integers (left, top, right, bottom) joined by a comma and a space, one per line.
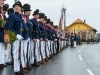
19, 23, 25, 75
39, 40, 45, 64
26, 41, 31, 70
11, 43, 14, 65
45, 41, 48, 62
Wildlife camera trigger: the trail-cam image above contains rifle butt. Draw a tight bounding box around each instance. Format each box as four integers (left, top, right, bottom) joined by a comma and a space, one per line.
41, 58, 45, 64
20, 63, 26, 75
33, 59, 40, 67
26, 62, 31, 70
45, 56, 49, 62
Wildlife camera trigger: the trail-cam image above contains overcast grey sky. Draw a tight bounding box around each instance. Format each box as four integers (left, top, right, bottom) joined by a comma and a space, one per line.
5, 0, 100, 32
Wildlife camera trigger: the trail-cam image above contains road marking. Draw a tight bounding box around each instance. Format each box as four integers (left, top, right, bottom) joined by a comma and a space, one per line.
87, 69, 94, 75
79, 55, 83, 60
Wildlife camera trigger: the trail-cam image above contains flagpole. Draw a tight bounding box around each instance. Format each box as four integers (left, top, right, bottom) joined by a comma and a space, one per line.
64, 8, 66, 29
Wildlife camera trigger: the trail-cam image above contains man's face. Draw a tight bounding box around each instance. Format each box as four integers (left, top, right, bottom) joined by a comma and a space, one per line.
40, 18, 44, 22
0, 0, 4, 8
36, 14, 39, 19
46, 23, 50, 26
14, 5, 21, 12
43, 20, 46, 24
34, 14, 39, 19
52, 26, 54, 29
1, 9, 6, 14
25, 11, 31, 16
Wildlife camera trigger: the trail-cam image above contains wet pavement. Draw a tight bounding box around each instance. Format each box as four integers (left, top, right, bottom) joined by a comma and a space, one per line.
0, 43, 100, 75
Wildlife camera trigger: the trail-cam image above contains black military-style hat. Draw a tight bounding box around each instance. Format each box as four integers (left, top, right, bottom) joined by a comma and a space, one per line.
7, 8, 14, 15
32, 9, 40, 15
50, 21, 53, 25
36, 9, 39, 12
44, 16, 47, 20
13, 1, 22, 8
39, 13, 45, 18
47, 19, 51, 24
3, 4, 9, 11
23, 3, 31, 11
54, 25, 58, 29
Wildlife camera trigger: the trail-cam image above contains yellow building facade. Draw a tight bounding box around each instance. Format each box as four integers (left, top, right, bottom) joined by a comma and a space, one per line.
66, 18, 97, 40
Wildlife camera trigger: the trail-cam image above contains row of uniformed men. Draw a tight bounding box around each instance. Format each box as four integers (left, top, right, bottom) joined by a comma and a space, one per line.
0, 0, 67, 74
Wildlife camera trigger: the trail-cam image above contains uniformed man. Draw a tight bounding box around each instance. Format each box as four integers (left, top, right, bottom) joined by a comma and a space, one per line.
54, 26, 58, 54
8, 1, 26, 74
5, 8, 14, 65
38, 13, 46, 63
1, 4, 9, 21
1, 4, 9, 67
49, 21, 54, 57
22, 3, 32, 71
74, 34, 77, 48
0, 0, 6, 69
51, 25, 57, 55
42, 15, 50, 61
46, 19, 52, 58
70, 33, 74, 48
31, 9, 41, 67
23, 3, 34, 70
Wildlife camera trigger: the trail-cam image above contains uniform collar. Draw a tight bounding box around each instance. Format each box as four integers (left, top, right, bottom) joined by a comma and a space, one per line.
24, 15, 29, 21
33, 18, 37, 21
15, 12, 21, 15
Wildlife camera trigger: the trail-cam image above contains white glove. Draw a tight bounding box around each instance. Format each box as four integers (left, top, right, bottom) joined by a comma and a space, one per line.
17, 34, 23, 40
28, 38, 30, 41
37, 19, 40, 21
55, 39, 57, 41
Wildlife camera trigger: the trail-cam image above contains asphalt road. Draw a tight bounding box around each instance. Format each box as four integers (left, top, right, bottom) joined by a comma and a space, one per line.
0, 43, 100, 75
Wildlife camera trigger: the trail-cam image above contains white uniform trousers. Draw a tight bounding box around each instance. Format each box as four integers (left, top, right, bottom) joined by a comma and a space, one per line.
22, 39, 29, 68
48, 40, 50, 56
50, 41, 53, 55
30, 39, 41, 63
0, 43, 4, 64
55, 39, 57, 53
41, 41, 45, 59
46, 41, 49, 57
61, 41, 63, 49
30, 39, 34, 64
27, 38, 31, 64
53, 41, 56, 54
74, 41, 76, 48
36, 39, 41, 62
6, 44, 12, 63
68, 39, 71, 46
13, 40, 24, 72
